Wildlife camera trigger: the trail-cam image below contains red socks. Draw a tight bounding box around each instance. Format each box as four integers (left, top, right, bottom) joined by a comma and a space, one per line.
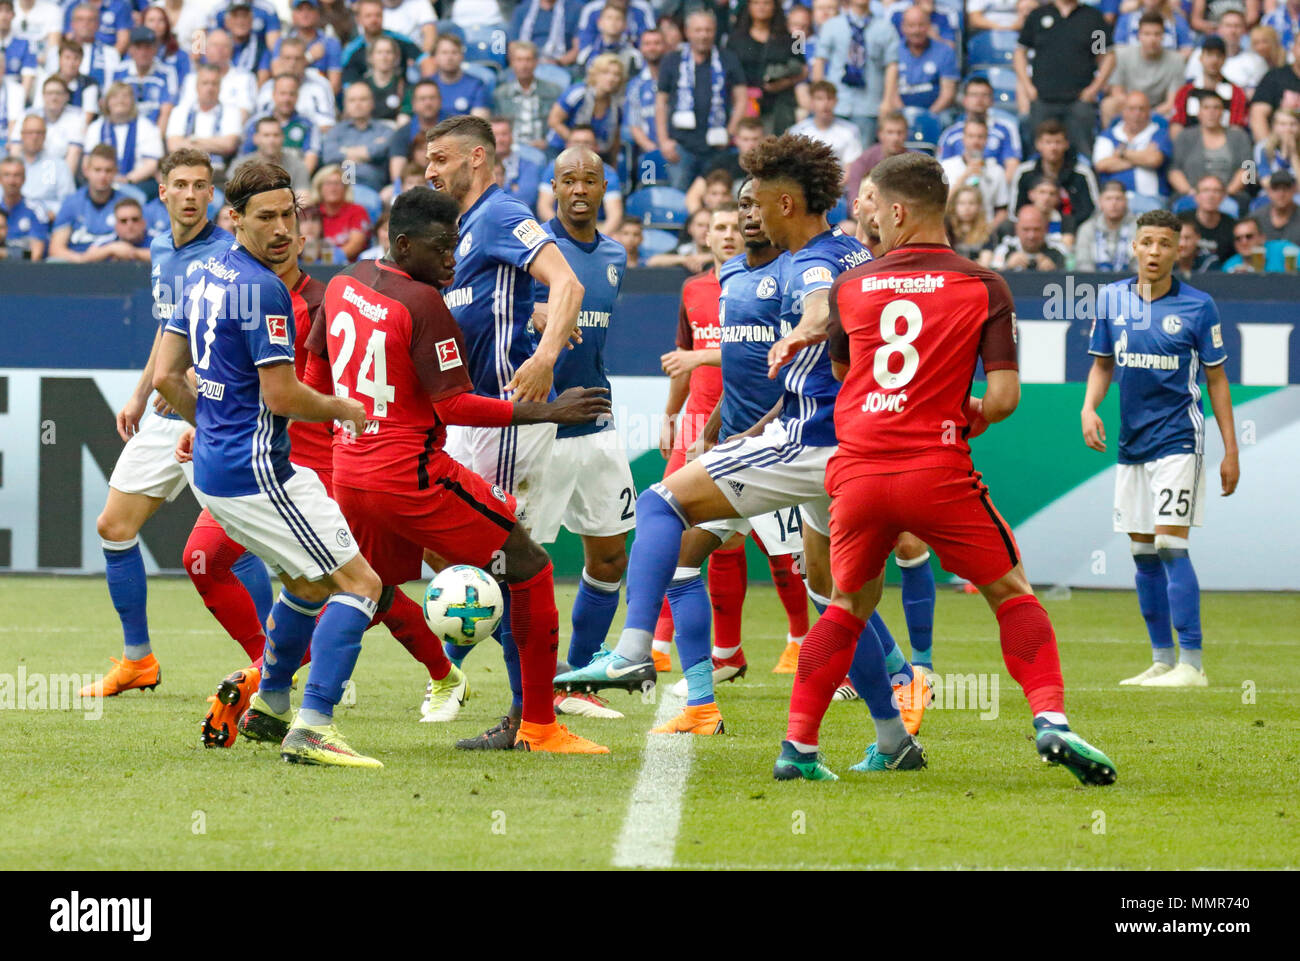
996, 594, 1065, 715
373, 590, 452, 681
653, 597, 674, 643
184, 523, 266, 663
785, 605, 863, 746
767, 548, 810, 638
707, 542, 748, 652
510, 563, 561, 726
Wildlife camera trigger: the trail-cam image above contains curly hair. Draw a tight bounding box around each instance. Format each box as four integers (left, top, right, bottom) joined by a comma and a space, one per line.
740, 134, 844, 216
1136, 209, 1181, 235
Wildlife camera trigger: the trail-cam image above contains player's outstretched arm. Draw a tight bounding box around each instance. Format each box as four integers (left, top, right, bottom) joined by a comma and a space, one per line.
153, 331, 200, 425
981, 369, 1021, 424
1081, 355, 1114, 452
767, 288, 831, 379
432, 387, 611, 428
1205, 363, 1240, 496
510, 245, 585, 402
258, 362, 367, 433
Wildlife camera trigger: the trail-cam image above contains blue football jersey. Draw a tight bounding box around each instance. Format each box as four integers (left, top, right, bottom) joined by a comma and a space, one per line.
1088, 277, 1227, 465
444, 185, 554, 398
779, 229, 872, 447
163, 243, 296, 497
533, 218, 626, 438
718, 251, 790, 440
53, 186, 127, 252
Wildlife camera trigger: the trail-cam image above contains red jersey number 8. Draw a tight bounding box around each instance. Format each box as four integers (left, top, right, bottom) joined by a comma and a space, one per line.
874, 299, 922, 390
330, 309, 396, 418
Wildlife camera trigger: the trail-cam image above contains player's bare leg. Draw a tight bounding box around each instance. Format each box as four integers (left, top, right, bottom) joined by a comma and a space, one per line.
1131, 524, 1207, 687
554, 532, 630, 720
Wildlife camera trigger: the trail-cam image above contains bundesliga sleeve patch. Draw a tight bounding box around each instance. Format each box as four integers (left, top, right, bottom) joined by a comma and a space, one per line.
266, 314, 290, 346
436, 338, 463, 371
802, 266, 833, 286
1211, 323, 1223, 349
513, 219, 548, 249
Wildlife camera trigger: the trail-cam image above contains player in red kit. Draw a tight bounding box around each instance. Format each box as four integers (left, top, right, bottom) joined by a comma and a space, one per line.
310, 186, 613, 754
776, 153, 1117, 785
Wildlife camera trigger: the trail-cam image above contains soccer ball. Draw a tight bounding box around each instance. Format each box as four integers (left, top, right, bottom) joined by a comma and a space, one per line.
423, 565, 504, 646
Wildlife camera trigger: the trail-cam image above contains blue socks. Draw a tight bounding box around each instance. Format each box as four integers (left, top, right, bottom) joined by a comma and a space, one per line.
231, 551, 273, 628
1132, 544, 1174, 664
103, 538, 150, 660
567, 570, 622, 669
666, 572, 712, 705
872, 611, 913, 683
301, 592, 378, 718
897, 552, 935, 668
259, 589, 325, 711
613, 485, 688, 661
494, 590, 523, 715
1158, 536, 1202, 671
847, 615, 908, 755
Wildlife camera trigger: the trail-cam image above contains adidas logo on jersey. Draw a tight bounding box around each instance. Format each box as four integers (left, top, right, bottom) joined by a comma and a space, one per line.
727, 480, 745, 497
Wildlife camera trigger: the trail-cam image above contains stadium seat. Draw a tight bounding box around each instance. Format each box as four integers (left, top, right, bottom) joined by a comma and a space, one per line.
352, 183, 383, 224
626, 186, 689, 229
534, 63, 574, 89
983, 66, 1019, 113
207, 187, 225, 219
631, 149, 671, 188
462, 62, 499, 87
1126, 193, 1165, 215
464, 23, 509, 68
967, 29, 1018, 68
435, 19, 465, 43
1171, 194, 1238, 218
906, 110, 942, 155
639, 227, 679, 258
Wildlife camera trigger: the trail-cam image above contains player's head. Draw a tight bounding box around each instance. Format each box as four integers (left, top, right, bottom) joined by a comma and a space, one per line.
736, 177, 772, 252
388, 186, 461, 288
853, 174, 881, 249
426, 115, 494, 209
225, 160, 298, 268
869, 151, 949, 252
1132, 209, 1181, 285
158, 149, 215, 234
740, 133, 844, 249
707, 200, 741, 266
553, 146, 606, 231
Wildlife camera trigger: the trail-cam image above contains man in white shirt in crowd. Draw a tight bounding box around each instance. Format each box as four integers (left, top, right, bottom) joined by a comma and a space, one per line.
1074, 179, 1137, 271
1186, 10, 1266, 96
14, 113, 72, 218
166, 62, 243, 178
254, 34, 336, 131
789, 80, 864, 174
176, 28, 257, 124
12, 75, 85, 174
940, 116, 1009, 226
1093, 89, 1171, 201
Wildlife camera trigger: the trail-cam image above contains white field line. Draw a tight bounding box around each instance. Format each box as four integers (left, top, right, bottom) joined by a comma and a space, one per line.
612, 689, 692, 869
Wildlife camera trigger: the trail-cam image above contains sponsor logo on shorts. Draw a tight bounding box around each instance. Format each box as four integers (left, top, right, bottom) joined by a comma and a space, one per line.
266, 314, 289, 346
336, 530, 351, 548
436, 338, 462, 370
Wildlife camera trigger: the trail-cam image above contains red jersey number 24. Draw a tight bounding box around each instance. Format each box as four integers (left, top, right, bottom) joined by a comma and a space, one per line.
330, 310, 396, 417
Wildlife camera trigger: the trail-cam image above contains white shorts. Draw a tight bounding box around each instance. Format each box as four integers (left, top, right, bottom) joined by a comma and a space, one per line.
698, 505, 805, 556
107, 412, 192, 501
697, 420, 832, 536
529, 429, 637, 544
1114, 453, 1207, 534
201, 466, 359, 581
444, 421, 558, 533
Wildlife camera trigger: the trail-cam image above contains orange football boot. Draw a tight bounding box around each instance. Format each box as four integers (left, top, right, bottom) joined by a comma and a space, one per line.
652, 649, 673, 673
772, 641, 800, 674
514, 721, 610, 753
202, 666, 261, 748
78, 654, 161, 697
893, 673, 933, 735
651, 702, 724, 735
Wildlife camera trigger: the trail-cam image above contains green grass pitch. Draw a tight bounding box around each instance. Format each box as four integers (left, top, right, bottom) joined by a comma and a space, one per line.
1, 576, 1296, 870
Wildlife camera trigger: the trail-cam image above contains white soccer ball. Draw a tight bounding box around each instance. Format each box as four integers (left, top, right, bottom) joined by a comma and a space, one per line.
423, 565, 504, 646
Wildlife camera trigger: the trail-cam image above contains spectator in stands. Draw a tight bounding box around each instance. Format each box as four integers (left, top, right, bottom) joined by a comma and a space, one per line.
255, 36, 337, 132
968, 0, 1037, 32
210, 0, 282, 54
576, 0, 655, 51
13, 114, 73, 219
1255, 108, 1299, 187
1113, 0, 1194, 55
1170, 35, 1248, 138
177, 29, 257, 125
1074, 179, 1136, 271
0, 208, 21, 259
11, 0, 62, 54
886, 0, 960, 46
785, 3, 812, 68
537, 123, 624, 231
1262, 0, 1300, 50
224, 1, 273, 79
165, 63, 243, 181
1103, 12, 1184, 125
17, 75, 85, 175
215, 202, 235, 232
322, 82, 394, 193
578, 4, 643, 78
279, 0, 343, 95
887, 4, 958, 119
1012, 119, 1099, 228
988, 204, 1068, 269
1175, 217, 1219, 272
245, 73, 322, 173
71, 194, 150, 261
48, 38, 101, 127
811, 0, 898, 146
87, 82, 163, 188
0, 155, 48, 259
1221, 217, 1277, 272
1179, 173, 1237, 261
616, 216, 642, 265
1251, 24, 1287, 71
946, 183, 995, 260
316, 0, 355, 47
498, 41, 563, 153
58, 3, 118, 90
1254, 168, 1300, 244
388, 78, 440, 180
47, 142, 123, 260
656, 12, 683, 49
1189, 0, 1259, 38
510, 0, 582, 67
1188, 11, 1267, 95
937, 77, 1021, 185
623, 27, 664, 161
425, 33, 492, 121
939, 116, 1010, 226
1170, 89, 1252, 203
789, 80, 864, 174
1017, 0, 1115, 156
342, 0, 418, 87
1094, 90, 1172, 200
0, 1, 38, 103
397, 159, 425, 193
309, 162, 370, 260
1249, 33, 1300, 142
548, 51, 625, 162
728, 0, 806, 135
648, 204, 712, 269
492, 114, 543, 209
655, 8, 747, 191
228, 113, 311, 191
684, 167, 734, 214
361, 35, 407, 123
846, 108, 908, 198
680, 115, 764, 201
1025, 173, 1075, 247
358, 207, 388, 259
143, 8, 188, 86
380, 0, 436, 58
111, 26, 176, 132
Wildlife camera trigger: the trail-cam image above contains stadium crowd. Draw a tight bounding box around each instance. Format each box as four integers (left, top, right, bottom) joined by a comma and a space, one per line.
2, 0, 1300, 272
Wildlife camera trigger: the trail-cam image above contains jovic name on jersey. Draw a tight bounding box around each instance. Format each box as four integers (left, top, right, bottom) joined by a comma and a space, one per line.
532, 217, 626, 438
779, 228, 872, 447
163, 244, 297, 498
442, 184, 554, 398
718, 250, 790, 440
1088, 277, 1227, 465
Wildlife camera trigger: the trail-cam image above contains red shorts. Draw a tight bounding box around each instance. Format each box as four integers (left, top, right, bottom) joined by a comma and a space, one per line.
333, 453, 517, 585
828, 464, 1020, 593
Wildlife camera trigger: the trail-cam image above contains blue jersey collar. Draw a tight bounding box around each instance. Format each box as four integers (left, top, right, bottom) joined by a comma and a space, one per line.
1129, 274, 1180, 303
548, 216, 599, 253
175, 220, 216, 251
461, 183, 501, 225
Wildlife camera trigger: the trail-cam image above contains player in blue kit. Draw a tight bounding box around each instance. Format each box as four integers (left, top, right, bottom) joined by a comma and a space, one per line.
424, 115, 590, 749
154, 159, 387, 768
523, 145, 638, 721
1082, 209, 1240, 688
78, 148, 272, 699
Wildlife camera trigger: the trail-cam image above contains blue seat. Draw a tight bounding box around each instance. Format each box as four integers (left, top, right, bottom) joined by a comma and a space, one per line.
630, 149, 671, 188
983, 66, 1018, 113
464, 23, 509, 68
906, 110, 942, 155
1171, 194, 1238, 217
967, 29, 1018, 68
534, 63, 574, 90
462, 62, 499, 87
626, 186, 689, 229
639, 228, 679, 258
1126, 192, 1165, 215
352, 183, 383, 224
435, 20, 465, 43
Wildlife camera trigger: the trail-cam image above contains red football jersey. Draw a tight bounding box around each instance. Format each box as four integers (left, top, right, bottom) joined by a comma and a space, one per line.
676, 268, 723, 417
309, 260, 473, 490
827, 243, 1018, 476
287, 272, 334, 474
